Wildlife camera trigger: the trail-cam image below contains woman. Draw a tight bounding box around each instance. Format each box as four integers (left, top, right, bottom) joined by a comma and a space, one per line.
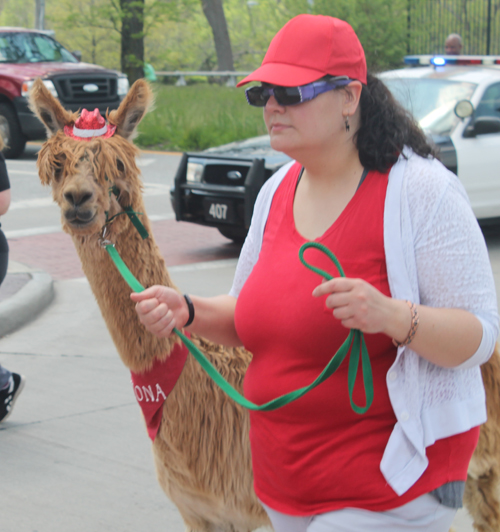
131, 14, 499, 532
0, 135, 26, 423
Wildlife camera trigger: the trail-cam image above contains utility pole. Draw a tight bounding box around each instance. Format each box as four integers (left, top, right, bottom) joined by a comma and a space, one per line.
35, 0, 45, 30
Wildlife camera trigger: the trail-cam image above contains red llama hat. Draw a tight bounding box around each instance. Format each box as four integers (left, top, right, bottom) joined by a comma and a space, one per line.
237, 14, 367, 87
64, 108, 116, 141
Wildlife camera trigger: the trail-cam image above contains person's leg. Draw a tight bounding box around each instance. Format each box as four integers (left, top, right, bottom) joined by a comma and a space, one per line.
260, 501, 312, 532
308, 494, 456, 532
0, 365, 26, 423
0, 364, 11, 389
0, 231, 14, 397
0, 229, 9, 286
0, 230, 25, 422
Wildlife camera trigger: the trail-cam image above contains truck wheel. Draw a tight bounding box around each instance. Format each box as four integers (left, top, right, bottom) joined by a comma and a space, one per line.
0, 103, 27, 159
217, 226, 247, 244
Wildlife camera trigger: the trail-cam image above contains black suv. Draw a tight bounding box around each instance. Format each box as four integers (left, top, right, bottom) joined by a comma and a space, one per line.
172, 135, 291, 242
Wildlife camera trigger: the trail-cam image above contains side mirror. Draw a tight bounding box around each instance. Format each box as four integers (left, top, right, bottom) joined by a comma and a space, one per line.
454, 99, 474, 119
72, 50, 82, 62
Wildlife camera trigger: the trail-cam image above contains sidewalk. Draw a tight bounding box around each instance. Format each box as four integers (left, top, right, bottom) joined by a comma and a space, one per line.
0, 255, 259, 532
0, 260, 54, 338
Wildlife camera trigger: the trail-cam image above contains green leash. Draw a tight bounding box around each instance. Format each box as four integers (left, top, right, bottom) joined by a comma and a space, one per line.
106, 241, 373, 414
105, 185, 150, 240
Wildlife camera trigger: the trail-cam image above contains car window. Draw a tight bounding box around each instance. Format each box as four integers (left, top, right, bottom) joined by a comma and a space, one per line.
475, 83, 500, 120
33, 36, 58, 62
384, 77, 476, 136
0, 32, 77, 63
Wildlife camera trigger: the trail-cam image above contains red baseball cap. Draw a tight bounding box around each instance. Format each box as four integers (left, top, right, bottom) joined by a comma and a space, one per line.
237, 15, 367, 87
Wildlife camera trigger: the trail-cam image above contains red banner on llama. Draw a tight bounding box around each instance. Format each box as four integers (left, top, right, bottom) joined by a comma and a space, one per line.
130, 338, 189, 441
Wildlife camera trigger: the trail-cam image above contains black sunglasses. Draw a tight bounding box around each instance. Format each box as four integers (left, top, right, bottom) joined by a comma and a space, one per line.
245, 76, 351, 107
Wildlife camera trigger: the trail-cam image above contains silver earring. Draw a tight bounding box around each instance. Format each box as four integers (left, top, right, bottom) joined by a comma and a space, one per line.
344, 115, 350, 132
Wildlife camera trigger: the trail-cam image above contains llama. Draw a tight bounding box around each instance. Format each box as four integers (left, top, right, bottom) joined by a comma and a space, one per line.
29, 78, 268, 532
463, 354, 500, 532
28, 78, 500, 532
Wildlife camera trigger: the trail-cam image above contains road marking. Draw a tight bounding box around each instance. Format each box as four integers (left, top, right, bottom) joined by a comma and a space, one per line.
137, 158, 156, 167
6, 159, 38, 164
139, 149, 182, 156
149, 213, 175, 221
70, 258, 238, 283
9, 197, 54, 210
168, 259, 238, 273
6, 161, 156, 172
9, 184, 170, 211
25, 142, 182, 157
5, 213, 175, 238
5, 169, 40, 175
143, 183, 171, 194
5, 225, 62, 238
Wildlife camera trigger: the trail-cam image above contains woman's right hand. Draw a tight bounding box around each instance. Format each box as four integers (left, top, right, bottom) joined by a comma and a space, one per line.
130, 286, 188, 338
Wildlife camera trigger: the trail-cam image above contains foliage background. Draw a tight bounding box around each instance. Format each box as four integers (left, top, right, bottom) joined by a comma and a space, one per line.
0, 0, 408, 74
3, 0, 495, 150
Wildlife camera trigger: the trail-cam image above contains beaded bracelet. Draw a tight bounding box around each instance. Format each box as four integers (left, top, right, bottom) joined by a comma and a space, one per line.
392, 300, 419, 347
183, 294, 195, 327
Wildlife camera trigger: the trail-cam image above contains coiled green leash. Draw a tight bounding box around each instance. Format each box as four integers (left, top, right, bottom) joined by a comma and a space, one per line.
106, 241, 373, 414
299, 242, 373, 414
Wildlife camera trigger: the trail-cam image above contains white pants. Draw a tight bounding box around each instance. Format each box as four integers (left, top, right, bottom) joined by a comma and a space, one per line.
260, 494, 457, 532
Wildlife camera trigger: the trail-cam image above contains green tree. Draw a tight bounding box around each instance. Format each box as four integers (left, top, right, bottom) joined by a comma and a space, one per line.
0, 0, 34, 27
48, 0, 179, 78
143, 0, 213, 71
223, 0, 289, 71
223, 0, 407, 73
48, 0, 121, 68
312, 0, 407, 71
0, 0, 409, 75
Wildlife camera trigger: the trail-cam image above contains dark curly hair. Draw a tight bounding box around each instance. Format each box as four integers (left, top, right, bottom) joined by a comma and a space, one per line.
354, 73, 436, 172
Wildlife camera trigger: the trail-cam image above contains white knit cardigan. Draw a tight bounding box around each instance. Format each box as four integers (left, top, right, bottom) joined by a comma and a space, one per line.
229, 150, 500, 495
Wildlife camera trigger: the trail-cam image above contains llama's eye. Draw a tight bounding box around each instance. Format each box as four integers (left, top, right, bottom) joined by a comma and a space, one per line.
53, 162, 64, 181
117, 159, 125, 172
53, 154, 67, 181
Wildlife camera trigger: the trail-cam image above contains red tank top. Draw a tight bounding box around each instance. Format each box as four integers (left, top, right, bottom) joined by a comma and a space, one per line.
234, 163, 479, 515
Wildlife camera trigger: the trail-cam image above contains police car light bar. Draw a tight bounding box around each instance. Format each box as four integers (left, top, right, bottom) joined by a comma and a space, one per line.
404, 55, 500, 66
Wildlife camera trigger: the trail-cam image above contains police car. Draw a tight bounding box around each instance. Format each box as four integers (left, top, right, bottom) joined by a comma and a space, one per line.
171, 55, 500, 242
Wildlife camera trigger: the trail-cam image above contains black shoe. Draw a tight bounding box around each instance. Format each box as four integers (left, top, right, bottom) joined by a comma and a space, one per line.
0, 373, 26, 422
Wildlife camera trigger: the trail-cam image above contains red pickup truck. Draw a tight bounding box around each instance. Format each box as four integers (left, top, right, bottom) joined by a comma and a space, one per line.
0, 28, 130, 158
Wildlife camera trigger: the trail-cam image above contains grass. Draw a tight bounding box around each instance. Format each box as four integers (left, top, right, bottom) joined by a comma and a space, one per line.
135, 83, 269, 152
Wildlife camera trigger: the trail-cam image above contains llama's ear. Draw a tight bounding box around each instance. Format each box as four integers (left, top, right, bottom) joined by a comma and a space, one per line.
28, 78, 76, 136
108, 79, 153, 141
36, 142, 60, 186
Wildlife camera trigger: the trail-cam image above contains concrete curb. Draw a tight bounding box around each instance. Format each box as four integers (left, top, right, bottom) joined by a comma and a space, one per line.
0, 271, 55, 337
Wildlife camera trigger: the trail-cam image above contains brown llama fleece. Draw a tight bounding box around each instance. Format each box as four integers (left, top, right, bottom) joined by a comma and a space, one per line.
29, 77, 500, 532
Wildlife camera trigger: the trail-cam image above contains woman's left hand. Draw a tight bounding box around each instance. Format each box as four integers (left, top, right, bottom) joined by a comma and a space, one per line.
312, 277, 398, 334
